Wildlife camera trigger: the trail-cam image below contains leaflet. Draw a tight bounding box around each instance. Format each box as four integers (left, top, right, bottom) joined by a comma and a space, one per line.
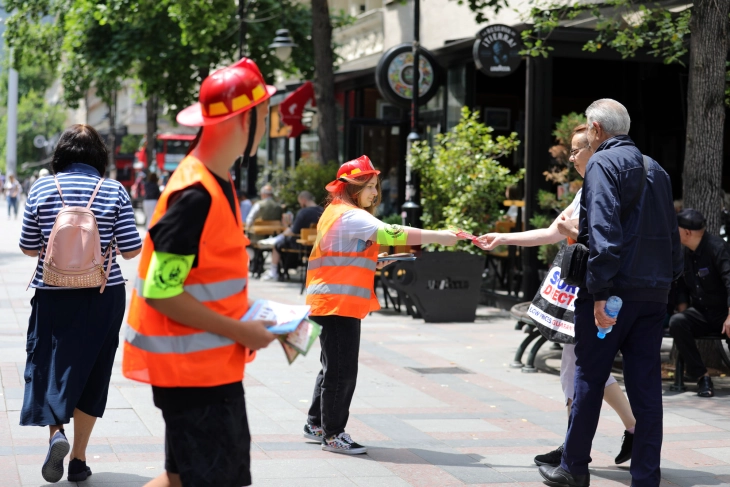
241, 299, 311, 334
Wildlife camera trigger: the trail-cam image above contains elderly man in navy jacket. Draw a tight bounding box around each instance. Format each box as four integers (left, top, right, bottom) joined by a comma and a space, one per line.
539, 99, 683, 487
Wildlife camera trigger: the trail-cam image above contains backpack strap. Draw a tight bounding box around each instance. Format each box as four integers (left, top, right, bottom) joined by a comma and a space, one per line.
53, 175, 66, 207
86, 178, 106, 209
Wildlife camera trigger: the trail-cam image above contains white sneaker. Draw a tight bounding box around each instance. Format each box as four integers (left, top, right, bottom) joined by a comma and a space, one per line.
257, 237, 277, 249
262, 273, 278, 281
322, 432, 367, 455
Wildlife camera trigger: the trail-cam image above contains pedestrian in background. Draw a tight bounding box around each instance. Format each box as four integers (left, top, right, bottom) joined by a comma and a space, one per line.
18, 124, 142, 483
123, 58, 277, 487
245, 184, 283, 228
143, 172, 161, 229
539, 99, 682, 487
478, 124, 636, 468
5, 173, 21, 219
303, 155, 462, 454
238, 190, 252, 225
669, 208, 730, 398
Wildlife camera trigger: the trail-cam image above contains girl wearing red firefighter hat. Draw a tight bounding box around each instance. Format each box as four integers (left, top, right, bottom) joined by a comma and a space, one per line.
302, 156, 463, 454
123, 58, 277, 487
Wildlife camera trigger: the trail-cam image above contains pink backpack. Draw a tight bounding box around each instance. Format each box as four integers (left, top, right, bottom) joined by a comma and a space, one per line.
35, 176, 113, 292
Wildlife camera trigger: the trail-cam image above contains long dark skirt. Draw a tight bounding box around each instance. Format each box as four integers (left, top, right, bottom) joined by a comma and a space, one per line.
20, 285, 126, 426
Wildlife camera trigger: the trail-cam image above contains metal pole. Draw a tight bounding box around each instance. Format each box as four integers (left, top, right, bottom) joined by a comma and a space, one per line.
411, 0, 420, 137
234, 0, 249, 192
402, 0, 421, 225
6, 64, 18, 176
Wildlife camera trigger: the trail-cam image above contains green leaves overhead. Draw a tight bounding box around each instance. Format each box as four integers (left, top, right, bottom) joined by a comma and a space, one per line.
409, 107, 522, 254
4, 0, 314, 113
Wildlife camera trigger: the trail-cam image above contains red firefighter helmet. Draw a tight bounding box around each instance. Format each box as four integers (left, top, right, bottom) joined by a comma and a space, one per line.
325, 155, 381, 192
177, 58, 277, 127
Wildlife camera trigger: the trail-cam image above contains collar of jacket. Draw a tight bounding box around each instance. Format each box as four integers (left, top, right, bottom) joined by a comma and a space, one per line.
690, 232, 709, 257
594, 134, 635, 153
60, 163, 102, 177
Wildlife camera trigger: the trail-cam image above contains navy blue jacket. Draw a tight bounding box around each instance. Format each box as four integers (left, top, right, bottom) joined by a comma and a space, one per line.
577, 136, 683, 303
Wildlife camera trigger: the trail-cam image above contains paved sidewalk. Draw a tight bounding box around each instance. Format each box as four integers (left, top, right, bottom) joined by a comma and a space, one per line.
1, 200, 730, 487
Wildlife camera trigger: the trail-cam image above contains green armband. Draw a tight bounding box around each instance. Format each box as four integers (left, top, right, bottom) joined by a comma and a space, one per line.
377, 224, 408, 246
143, 251, 195, 299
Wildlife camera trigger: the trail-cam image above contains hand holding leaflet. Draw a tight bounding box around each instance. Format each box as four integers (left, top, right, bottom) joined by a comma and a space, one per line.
448, 226, 490, 250
241, 300, 322, 364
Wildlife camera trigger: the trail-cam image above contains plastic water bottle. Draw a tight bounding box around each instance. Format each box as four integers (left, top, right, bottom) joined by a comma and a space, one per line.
597, 296, 623, 339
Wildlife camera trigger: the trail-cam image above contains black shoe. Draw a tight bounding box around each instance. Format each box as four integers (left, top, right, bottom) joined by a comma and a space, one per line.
697, 376, 715, 397
534, 444, 564, 467
67, 458, 92, 482
538, 465, 590, 487
614, 430, 633, 464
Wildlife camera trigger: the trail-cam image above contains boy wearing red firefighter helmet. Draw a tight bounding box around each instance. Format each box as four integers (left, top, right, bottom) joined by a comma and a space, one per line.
123, 58, 277, 487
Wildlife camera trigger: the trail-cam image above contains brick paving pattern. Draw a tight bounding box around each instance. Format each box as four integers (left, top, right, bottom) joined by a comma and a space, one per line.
1, 199, 729, 486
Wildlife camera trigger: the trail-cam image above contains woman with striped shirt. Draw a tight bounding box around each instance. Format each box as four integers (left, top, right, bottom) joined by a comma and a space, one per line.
19, 125, 142, 483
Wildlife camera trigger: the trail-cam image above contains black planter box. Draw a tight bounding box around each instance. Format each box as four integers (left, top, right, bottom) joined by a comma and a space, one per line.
383, 251, 485, 323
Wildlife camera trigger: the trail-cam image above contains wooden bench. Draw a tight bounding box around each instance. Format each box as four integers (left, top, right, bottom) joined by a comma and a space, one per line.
248, 219, 285, 278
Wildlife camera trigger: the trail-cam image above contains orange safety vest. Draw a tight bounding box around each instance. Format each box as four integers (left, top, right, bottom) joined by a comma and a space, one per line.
305, 201, 381, 319
123, 156, 253, 387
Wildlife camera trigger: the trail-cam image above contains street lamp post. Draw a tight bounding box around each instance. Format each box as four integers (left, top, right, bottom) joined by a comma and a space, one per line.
234, 2, 297, 197
402, 0, 421, 226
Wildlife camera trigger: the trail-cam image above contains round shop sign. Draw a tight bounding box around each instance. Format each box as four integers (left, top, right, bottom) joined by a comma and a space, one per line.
473, 24, 523, 77
375, 43, 443, 108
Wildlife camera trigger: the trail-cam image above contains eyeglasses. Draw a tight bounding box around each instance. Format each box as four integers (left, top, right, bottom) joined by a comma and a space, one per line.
570, 146, 590, 157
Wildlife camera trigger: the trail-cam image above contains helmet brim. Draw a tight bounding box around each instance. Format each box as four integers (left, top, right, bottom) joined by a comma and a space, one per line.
176, 85, 277, 127
325, 169, 380, 192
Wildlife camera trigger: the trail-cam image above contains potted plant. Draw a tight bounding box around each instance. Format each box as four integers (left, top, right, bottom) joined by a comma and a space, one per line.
396, 107, 522, 322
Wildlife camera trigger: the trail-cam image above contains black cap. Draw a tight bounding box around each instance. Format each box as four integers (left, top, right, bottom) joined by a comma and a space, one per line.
677, 208, 706, 230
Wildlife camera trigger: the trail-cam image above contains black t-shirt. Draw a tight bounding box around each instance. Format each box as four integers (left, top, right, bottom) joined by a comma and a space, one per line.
148, 168, 243, 411
291, 205, 324, 234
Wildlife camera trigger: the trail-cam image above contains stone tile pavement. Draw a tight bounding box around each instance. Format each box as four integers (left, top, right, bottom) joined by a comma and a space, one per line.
1, 199, 730, 486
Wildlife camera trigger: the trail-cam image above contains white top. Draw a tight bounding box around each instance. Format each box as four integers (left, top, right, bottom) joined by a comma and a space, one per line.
320, 208, 385, 253
566, 189, 582, 220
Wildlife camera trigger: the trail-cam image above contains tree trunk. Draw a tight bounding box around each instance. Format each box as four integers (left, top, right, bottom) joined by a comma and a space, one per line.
311, 0, 340, 165
682, 0, 729, 235
145, 95, 157, 172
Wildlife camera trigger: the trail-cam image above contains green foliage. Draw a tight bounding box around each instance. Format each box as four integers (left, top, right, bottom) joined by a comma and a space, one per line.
0, 62, 65, 176
259, 159, 339, 210
409, 107, 522, 253
0, 90, 66, 176
450, 0, 509, 23
120, 134, 143, 154
5, 0, 315, 111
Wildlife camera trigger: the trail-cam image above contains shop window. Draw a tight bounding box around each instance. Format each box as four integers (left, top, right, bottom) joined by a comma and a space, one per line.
446, 65, 467, 131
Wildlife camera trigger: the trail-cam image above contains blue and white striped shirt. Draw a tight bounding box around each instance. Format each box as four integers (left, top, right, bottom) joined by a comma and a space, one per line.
20, 163, 142, 288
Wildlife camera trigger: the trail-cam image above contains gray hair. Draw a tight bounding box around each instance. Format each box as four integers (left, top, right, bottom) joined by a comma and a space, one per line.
261, 184, 274, 196
298, 190, 314, 202
585, 99, 631, 136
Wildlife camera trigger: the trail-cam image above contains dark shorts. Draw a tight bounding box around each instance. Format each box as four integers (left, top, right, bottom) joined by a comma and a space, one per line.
162, 396, 252, 487
21, 286, 126, 426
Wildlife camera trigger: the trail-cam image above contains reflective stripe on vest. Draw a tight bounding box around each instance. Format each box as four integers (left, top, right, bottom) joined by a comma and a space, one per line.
124, 325, 233, 354
306, 283, 372, 300
307, 256, 376, 272
134, 277, 247, 302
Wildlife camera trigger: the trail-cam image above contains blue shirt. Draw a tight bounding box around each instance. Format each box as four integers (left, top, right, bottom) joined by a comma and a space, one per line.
20, 163, 142, 288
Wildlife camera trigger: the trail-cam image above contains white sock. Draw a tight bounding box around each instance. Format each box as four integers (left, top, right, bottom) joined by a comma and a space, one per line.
269, 267, 278, 278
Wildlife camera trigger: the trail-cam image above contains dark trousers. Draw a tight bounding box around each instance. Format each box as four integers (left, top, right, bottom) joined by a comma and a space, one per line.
307, 315, 361, 438
668, 306, 726, 379
562, 296, 665, 487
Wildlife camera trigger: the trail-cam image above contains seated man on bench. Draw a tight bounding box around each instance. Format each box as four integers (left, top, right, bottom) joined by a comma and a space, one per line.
669, 208, 730, 398
259, 191, 323, 280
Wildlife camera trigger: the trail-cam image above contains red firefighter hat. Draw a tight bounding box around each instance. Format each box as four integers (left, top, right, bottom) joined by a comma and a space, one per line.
325, 155, 381, 192
177, 58, 277, 127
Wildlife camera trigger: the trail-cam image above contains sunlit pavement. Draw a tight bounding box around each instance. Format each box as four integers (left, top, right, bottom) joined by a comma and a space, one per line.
2, 199, 730, 486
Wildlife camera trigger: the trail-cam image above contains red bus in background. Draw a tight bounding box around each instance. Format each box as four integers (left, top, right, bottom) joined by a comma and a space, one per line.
134, 133, 197, 173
